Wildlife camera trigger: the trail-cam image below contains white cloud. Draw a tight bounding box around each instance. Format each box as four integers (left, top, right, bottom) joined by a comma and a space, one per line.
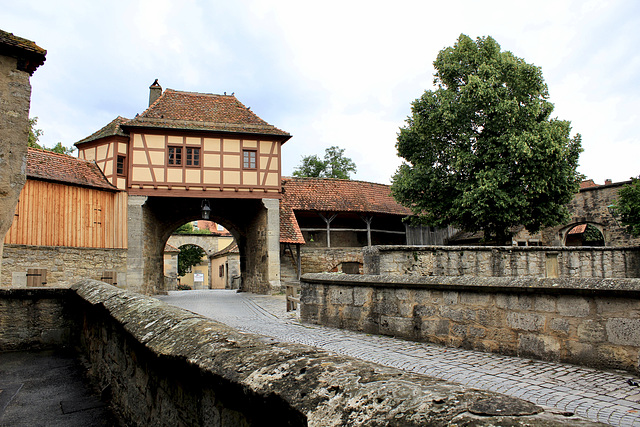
3, 0, 639, 184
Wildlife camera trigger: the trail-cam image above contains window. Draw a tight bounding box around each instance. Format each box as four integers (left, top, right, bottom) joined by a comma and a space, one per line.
168, 146, 182, 165
219, 265, 224, 277
186, 147, 200, 166
243, 150, 257, 169
116, 155, 126, 175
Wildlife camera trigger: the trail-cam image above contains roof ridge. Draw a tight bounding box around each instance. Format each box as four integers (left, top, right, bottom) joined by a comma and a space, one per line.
28, 146, 85, 161
165, 88, 236, 98
282, 176, 392, 187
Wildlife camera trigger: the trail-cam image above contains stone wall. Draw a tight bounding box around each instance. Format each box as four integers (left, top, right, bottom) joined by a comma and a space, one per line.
0, 281, 595, 426
364, 245, 640, 278
0, 41, 42, 280
1, 244, 127, 288
0, 288, 76, 351
301, 273, 640, 373
542, 181, 640, 246
301, 247, 364, 274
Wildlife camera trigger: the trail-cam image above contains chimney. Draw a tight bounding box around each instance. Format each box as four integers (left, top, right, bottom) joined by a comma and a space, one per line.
149, 79, 162, 106
605, 179, 612, 186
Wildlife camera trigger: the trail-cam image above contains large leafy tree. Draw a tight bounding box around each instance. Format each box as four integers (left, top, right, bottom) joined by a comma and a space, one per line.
177, 244, 206, 277
392, 35, 583, 244
293, 146, 357, 179
614, 177, 640, 237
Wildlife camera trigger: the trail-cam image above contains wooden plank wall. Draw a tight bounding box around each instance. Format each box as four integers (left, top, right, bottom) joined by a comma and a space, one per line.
3, 179, 127, 249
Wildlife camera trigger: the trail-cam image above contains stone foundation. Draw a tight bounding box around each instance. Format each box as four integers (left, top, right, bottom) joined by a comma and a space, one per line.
1, 244, 127, 288
301, 273, 640, 374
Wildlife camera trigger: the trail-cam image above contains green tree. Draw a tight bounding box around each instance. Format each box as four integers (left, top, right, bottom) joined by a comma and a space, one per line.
28, 117, 43, 149
28, 117, 75, 154
177, 244, 206, 277
174, 222, 212, 235
613, 177, 640, 237
293, 146, 357, 179
392, 34, 582, 244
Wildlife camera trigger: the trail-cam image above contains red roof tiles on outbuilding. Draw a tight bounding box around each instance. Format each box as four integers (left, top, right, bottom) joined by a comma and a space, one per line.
279, 177, 412, 244
27, 148, 117, 191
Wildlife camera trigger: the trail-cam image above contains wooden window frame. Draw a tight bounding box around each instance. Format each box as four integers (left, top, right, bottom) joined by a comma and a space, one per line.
243, 149, 257, 169
168, 146, 183, 166
186, 147, 201, 167
116, 155, 126, 176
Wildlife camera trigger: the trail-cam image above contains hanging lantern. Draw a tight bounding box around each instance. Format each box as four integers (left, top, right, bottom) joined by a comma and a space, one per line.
201, 199, 211, 220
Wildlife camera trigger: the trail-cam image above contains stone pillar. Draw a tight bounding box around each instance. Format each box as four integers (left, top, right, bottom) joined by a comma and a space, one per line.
263, 198, 281, 291
126, 195, 148, 294
0, 32, 46, 281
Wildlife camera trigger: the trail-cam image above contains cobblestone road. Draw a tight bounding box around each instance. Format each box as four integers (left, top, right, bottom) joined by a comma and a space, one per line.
157, 289, 640, 426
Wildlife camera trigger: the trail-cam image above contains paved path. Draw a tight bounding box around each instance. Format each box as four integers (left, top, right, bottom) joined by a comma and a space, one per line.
157, 289, 640, 427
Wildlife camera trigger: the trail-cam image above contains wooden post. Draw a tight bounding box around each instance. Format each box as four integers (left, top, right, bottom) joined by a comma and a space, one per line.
361, 215, 373, 246
296, 243, 301, 280
318, 213, 337, 248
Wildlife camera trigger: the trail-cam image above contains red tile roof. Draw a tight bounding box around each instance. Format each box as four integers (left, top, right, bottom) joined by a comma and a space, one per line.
75, 116, 129, 145
211, 242, 239, 258
580, 179, 597, 189
279, 177, 412, 244
124, 89, 291, 139
27, 148, 118, 191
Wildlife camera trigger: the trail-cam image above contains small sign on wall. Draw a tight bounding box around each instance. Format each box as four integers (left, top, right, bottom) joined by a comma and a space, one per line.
194, 273, 204, 283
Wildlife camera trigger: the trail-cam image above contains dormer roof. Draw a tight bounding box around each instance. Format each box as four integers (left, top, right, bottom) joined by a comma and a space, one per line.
75, 116, 130, 146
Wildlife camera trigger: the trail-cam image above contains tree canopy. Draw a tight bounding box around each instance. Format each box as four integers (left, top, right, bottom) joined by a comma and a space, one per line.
293, 146, 357, 179
174, 222, 212, 235
177, 244, 206, 277
391, 34, 583, 244
28, 117, 75, 155
613, 177, 640, 237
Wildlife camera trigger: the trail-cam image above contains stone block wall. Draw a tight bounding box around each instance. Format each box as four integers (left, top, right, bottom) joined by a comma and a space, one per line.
0, 288, 77, 351
0, 280, 591, 426
364, 245, 640, 278
301, 273, 640, 373
300, 247, 364, 274
1, 244, 127, 288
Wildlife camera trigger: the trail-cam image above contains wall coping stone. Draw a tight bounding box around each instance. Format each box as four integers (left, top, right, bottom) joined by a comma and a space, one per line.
0, 287, 73, 299
69, 279, 598, 425
301, 273, 640, 296
365, 245, 640, 254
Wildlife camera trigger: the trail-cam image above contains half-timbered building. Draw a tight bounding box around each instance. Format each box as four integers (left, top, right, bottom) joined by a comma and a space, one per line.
72, 81, 290, 294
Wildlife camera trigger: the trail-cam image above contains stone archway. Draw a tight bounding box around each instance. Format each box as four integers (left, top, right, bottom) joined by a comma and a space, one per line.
559, 222, 606, 246
126, 195, 279, 295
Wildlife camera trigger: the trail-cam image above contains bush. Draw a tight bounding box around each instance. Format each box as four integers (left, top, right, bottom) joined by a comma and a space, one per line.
177, 284, 192, 291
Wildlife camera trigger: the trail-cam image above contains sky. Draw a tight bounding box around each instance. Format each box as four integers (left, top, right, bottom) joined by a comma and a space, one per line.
2, 0, 639, 185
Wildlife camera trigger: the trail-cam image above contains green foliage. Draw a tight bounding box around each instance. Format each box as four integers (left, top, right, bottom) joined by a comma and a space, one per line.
176, 284, 192, 291
392, 34, 583, 244
614, 177, 640, 237
28, 117, 43, 149
293, 146, 357, 179
28, 117, 75, 154
174, 222, 212, 235
177, 244, 206, 277
582, 224, 604, 243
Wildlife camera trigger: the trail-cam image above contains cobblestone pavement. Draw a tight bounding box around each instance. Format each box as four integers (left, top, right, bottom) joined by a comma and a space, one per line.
157, 289, 640, 427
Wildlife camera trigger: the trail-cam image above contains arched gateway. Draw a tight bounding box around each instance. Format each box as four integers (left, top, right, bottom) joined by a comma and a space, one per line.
76, 81, 290, 295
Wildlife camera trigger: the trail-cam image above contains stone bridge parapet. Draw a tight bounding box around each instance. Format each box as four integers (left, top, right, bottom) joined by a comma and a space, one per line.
0, 281, 598, 426
301, 273, 640, 374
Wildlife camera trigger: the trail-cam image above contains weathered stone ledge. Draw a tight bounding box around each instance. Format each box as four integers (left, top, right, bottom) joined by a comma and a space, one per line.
71, 280, 599, 426
302, 272, 640, 295
367, 245, 640, 253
